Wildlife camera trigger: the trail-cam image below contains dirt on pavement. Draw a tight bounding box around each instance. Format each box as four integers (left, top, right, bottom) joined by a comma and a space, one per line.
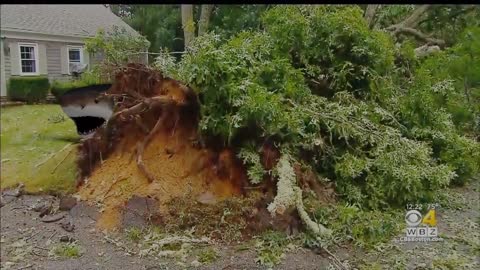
1, 180, 478, 270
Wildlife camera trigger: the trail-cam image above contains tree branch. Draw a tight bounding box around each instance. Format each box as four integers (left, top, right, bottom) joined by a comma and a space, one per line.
386, 5, 431, 33
385, 5, 446, 48
414, 44, 441, 58
417, 5, 477, 26
399, 5, 432, 29
393, 26, 446, 47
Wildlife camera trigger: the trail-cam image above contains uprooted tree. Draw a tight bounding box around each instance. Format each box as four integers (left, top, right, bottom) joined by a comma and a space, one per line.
74, 5, 479, 244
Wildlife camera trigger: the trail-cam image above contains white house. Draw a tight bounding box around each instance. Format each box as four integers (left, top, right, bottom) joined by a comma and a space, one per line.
0, 4, 146, 97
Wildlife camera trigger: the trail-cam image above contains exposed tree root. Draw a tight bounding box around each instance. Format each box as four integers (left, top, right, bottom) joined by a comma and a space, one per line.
136, 109, 169, 184
268, 154, 331, 237
294, 187, 331, 236
108, 91, 184, 185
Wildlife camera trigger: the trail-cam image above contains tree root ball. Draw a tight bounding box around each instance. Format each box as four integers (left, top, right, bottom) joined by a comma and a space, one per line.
76, 64, 251, 231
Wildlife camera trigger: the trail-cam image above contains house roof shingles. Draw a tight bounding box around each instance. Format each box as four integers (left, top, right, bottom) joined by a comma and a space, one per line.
0, 4, 140, 38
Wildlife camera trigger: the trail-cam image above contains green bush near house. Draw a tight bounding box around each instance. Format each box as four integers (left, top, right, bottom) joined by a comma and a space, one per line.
50, 67, 108, 100
50, 80, 92, 99
7, 76, 50, 103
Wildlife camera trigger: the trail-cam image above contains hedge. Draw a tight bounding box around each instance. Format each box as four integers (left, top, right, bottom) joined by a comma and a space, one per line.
7, 76, 50, 103
50, 80, 91, 100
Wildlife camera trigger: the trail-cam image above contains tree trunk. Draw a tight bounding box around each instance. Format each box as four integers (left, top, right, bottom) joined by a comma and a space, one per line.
181, 5, 195, 50
198, 5, 214, 36
364, 5, 380, 29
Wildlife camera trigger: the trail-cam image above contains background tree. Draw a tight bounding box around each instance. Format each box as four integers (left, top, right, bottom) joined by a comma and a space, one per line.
181, 5, 195, 50
126, 5, 183, 56
365, 5, 480, 56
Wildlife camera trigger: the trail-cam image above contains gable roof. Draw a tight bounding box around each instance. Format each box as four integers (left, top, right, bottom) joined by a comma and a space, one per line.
0, 4, 140, 38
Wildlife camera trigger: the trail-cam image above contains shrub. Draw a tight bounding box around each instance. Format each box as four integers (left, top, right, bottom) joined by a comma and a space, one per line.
7, 76, 50, 103
262, 5, 395, 97
50, 67, 107, 99
50, 80, 96, 100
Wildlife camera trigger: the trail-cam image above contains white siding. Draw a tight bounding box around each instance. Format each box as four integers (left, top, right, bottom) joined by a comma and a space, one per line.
0, 39, 6, 96
2, 38, 89, 84
47, 42, 69, 82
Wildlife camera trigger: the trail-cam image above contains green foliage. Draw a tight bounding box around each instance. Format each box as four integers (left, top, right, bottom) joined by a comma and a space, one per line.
262, 5, 395, 97
50, 68, 106, 99
304, 203, 403, 249
254, 230, 290, 267
156, 6, 479, 209
126, 227, 145, 243
418, 6, 480, 46
50, 80, 86, 99
50, 242, 82, 258
237, 143, 266, 184
171, 32, 310, 144
394, 27, 480, 185
126, 5, 184, 55
85, 26, 149, 69
210, 5, 268, 40
119, 5, 268, 54
374, 5, 415, 29
373, 5, 480, 46
7, 76, 50, 103
197, 247, 219, 264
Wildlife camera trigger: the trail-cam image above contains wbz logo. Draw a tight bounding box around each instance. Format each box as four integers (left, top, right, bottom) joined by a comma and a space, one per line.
404, 209, 438, 237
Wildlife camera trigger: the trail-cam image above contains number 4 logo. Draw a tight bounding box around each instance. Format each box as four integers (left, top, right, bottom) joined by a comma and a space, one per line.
422, 209, 437, 226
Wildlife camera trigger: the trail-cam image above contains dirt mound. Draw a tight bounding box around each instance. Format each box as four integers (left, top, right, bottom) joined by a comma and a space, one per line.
76, 64, 248, 230
78, 126, 248, 230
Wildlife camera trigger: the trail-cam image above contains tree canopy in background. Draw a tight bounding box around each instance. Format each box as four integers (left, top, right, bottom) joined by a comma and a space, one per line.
108, 4, 270, 55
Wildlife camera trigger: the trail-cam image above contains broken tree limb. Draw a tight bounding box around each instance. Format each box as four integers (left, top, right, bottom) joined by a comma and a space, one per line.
294, 186, 332, 236
417, 5, 478, 26
385, 5, 446, 48
136, 115, 166, 184
414, 44, 441, 58
389, 26, 446, 47
51, 147, 74, 174
112, 101, 148, 120
387, 5, 431, 30
102, 176, 128, 201
35, 143, 72, 168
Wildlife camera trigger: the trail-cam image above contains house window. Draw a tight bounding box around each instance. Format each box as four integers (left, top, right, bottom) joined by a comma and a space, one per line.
19, 43, 39, 75
67, 46, 84, 74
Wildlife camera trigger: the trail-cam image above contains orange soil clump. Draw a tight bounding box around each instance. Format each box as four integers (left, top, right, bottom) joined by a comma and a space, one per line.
78, 126, 247, 230
76, 64, 248, 230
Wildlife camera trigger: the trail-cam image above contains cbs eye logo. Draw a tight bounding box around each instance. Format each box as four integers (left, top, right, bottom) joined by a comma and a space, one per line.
405, 209, 437, 227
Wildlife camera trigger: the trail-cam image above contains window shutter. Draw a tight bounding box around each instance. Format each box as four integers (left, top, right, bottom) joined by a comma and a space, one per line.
38, 43, 48, 75
82, 49, 90, 68
9, 42, 20, 76
60, 45, 69, 74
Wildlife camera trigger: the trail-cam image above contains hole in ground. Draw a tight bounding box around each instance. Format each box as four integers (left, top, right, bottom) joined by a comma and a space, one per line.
71, 116, 106, 135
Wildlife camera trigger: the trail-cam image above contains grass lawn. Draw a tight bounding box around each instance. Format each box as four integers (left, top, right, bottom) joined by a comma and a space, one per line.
1, 105, 79, 194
